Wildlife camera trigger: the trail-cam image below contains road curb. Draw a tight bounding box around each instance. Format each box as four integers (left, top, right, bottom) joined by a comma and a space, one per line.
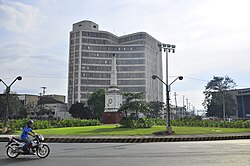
1, 135, 250, 143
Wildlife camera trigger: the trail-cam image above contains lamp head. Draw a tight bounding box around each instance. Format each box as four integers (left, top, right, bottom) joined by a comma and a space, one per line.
17, 76, 22, 81
178, 76, 184, 80
152, 75, 158, 79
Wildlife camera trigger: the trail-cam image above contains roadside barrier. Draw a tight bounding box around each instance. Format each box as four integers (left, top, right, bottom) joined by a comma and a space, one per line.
1, 135, 250, 143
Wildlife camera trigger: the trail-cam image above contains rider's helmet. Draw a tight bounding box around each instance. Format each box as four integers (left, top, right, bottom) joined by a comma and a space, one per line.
27, 119, 34, 127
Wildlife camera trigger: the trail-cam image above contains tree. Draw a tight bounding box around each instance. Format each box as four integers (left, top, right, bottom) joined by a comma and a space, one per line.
147, 101, 164, 118
15, 106, 28, 119
39, 107, 55, 120
0, 96, 5, 120
203, 76, 237, 118
118, 92, 149, 119
0, 94, 22, 120
26, 102, 41, 119
69, 102, 91, 119
87, 88, 105, 119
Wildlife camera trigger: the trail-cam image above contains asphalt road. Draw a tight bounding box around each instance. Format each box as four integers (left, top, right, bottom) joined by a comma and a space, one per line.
1, 140, 250, 166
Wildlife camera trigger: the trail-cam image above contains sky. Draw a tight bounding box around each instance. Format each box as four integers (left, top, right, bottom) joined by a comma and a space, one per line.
0, 0, 249, 110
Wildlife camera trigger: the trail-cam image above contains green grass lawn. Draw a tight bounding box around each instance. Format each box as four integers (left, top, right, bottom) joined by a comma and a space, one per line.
18, 125, 250, 136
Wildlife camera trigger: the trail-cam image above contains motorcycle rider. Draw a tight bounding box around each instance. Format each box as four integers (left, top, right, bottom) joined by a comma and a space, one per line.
21, 120, 36, 154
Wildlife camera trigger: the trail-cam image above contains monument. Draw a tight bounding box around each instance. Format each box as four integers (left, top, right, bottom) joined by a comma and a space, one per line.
102, 54, 123, 124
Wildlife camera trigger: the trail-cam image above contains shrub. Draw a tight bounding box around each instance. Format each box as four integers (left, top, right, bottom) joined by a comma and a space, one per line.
171, 118, 250, 129
120, 117, 154, 128
4, 118, 101, 130
152, 118, 166, 126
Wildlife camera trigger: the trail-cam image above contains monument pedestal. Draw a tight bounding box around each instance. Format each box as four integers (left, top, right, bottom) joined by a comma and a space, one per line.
102, 112, 124, 124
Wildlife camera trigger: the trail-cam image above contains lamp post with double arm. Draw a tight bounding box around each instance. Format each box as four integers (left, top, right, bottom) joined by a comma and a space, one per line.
155, 43, 182, 134
152, 75, 183, 134
0, 76, 22, 133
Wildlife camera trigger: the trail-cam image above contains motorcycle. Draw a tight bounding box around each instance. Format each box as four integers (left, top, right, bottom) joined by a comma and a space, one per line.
5, 134, 50, 158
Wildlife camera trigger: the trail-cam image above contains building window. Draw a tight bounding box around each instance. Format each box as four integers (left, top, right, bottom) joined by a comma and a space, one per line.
76, 32, 80, 37
75, 45, 79, 50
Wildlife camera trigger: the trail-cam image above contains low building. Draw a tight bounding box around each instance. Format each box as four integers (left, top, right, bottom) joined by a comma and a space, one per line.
38, 95, 71, 120
17, 94, 39, 106
17, 94, 71, 119
170, 105, 187, 119
233, 88, 250, 119
212, 88, 250, 119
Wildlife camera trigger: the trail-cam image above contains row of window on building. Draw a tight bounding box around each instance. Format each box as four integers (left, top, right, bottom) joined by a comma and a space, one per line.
70, 45, 145, 52
69, 65, 145, 73
70, 31, 146, 43
71, 38, 146, 45
80, 79, 146, 85
69, 52, 145, 60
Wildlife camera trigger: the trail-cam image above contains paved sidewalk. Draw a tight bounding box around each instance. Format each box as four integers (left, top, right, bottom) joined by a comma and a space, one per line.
1, 132, 250, 143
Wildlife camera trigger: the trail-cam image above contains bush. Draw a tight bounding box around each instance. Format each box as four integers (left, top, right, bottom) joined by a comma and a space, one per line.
53, 119, 101, 128
3, 119, 101, 130
152, 118, 166, 126
171, 118, 250, 128
120, 117, 154, 128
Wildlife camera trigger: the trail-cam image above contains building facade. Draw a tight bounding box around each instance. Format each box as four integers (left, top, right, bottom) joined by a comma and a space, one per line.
17, 94, 70, 119
38, 96, 71, 120
211, 88, 250, 119
231, 88, 250, 119
68, 20, 163, 106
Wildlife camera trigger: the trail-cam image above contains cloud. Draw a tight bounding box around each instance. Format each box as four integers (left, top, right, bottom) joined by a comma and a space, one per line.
0, 0, 41, 33
0, 0, 249, 109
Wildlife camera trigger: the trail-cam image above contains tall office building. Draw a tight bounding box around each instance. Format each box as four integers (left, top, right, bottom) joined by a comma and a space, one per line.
68, 20, 163, 106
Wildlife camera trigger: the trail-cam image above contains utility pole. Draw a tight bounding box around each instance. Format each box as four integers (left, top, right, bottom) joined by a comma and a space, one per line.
41, 86, 47, 96
182, 95, 185, 118
186, 98, 189, 111
174, 92, 177, 107
0, 76, 22, 133
174, 92, 178, 118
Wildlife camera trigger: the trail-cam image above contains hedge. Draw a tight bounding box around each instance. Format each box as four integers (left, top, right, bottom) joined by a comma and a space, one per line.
171, 119, 250, 128
0, 119, 101, 130
120, 117, 154, 128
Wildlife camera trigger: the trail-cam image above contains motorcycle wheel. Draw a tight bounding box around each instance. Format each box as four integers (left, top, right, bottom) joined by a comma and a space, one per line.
37, 144, 50, 158
6, 144, 20, 158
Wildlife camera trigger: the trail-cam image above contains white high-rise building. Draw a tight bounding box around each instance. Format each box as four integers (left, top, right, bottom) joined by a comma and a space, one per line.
68, 20, 163, 106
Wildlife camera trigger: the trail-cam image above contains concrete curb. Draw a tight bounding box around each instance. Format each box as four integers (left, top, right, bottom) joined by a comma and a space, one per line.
1, 134, 250, 143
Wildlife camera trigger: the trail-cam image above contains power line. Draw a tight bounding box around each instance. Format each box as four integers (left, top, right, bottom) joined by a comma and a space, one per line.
183, 76, 208, 82
0, 76, 67, 80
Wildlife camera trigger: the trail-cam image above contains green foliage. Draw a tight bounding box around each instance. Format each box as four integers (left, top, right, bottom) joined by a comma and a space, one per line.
69, 103, 92, 119
147, 101, 164, 118
33, 120, 52, 129
53, 119, 101, 128
151, 118, 166, 126
0, 96, 5, 119
0, 119, 101, 130
0, 94, 23, 119
171, 118, 250, 128
118, 92, 149, 119
203, 76, 237, 118
120, 117, 154, 128
87, 88, 105, 119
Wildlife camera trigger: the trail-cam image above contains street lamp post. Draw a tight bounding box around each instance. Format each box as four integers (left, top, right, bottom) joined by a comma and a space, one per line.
0, 76, 22, 133
154, 43, 180, 135
152, 75, 183, 135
